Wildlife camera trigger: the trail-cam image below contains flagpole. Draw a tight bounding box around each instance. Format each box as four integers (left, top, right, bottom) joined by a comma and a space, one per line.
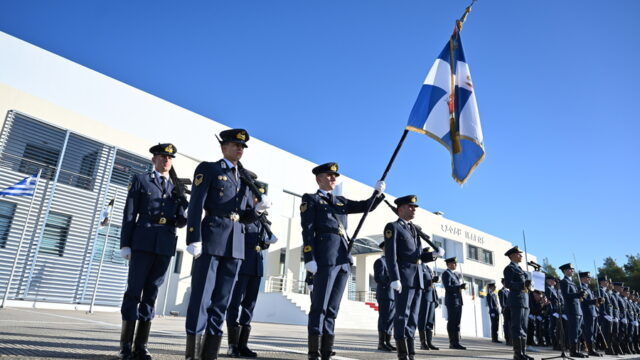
89, 188, 119, 314
348, 129, 409, 251
1, 169, 42, 308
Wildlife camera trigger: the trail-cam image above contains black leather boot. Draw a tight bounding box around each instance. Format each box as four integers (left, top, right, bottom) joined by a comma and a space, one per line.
385, 333, 396, 351
308, 335, 321, 360
426, 330, 439, 350
200, 333, 222, 360
119, 320, 136, 360
226, 326, 240, 357
395, 338, 408, 360
418, 330, 428, 350
406, 336, 415, 360
520, 337, 534, 360
238, 325, 257, 358
449, 332, 466, 349
570, 343, 587, 358
378, 332, 391, 351
185, 334, 202, 360
133, 320, 152, 360
587, 342, 602, 357
513, 338, 523, 360
320, 334, 334, 360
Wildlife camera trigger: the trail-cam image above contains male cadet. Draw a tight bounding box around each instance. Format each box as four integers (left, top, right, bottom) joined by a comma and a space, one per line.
597, 276, 614, 355
374, 241, 396, 352
119, 143, 187, 360
579, 271, 603, 356
503, 246, 534, 360
499, 278, 512, 346
418, 251, 440, 351
184, 129, 271, 360
559, 263, 588, 358
442, 256, 467, 350
544, 275, 561, 350
384, 195, 439, 360
226, 178, 278, 358
301, 162, 385, 360
486, 283, 501, 343
612, 282, 628, 354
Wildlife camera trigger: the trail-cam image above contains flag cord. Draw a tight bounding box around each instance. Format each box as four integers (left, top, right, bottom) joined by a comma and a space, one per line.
347, 129, 409, 252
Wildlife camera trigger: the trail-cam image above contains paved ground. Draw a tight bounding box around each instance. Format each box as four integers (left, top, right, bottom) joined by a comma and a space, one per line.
1, 307, 639, 359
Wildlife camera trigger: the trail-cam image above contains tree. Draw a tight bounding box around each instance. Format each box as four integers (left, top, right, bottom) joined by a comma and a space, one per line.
623, 254, 640, 291
542, 257, 559, 278
598, 257, 626, 283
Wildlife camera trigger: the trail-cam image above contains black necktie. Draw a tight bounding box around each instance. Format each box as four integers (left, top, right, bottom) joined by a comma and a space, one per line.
160, 176, 167, 193
327, 192, 334, 203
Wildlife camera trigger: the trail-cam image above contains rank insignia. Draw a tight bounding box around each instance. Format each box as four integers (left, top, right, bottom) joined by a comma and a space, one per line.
303, 245, 312, 253
164, 144, 174, 154
319, 200, 327, 205
385, 229, 393, 239
300, 202, 308, 213
336, 202, 344, 206
218, 175, 228, 181
195, 174, 204, 186
189, 227, 195, 232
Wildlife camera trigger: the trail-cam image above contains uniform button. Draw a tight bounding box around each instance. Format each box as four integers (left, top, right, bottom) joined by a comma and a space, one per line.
161, 212, 164, 215
161, 202, 165, 206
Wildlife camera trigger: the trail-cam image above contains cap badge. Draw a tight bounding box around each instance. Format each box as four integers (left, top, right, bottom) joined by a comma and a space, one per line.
411, 196, 417, 203
236, 132, 246, 140
330, 164, 337, 171
164, 144, 174, 154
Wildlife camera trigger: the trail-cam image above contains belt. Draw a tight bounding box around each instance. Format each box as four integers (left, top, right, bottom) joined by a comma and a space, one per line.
398, 258, 421, 264
318, 228, 346, 237
141, 216, 176, 226
205, 209, 240, 222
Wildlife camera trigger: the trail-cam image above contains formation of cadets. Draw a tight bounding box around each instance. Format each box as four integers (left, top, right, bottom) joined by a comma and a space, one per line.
116, 128, 640, 360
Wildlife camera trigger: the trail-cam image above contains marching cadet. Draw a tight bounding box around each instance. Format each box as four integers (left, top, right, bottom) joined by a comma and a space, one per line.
597, 276, 614, 355
225, 178, 278, 358
184, 129, 271, 360
301, 162, 385, 360
559, 263, 588, 358
544, 275, 561, 350
503, 246, 533, 360
374, 241, 396, 352
118, 143, 187, 360
613, 282, 629, 354
442, 256, 467, 350
486, 283, 501, 343
578, 271, 603, 356
499, 278, 512, 346
384, 195, 439, 360
418, 254, 440, 351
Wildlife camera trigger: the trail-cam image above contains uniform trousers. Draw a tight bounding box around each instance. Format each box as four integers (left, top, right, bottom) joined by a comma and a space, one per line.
308, 263, 350, 336
226, 274, 261, 327
583, 313, 597, 343
503, 309, 512, 342
598, 316, 612, 346
418, 296, 436, 331
567, 313, 583, 345
121, 250, 172, 321
394, 288, 421, 340
185, 254, 241, 335
446, 305, 462, 338
510, 305, 529, 340
377, 297, 395, 335
490, 313, 500, 340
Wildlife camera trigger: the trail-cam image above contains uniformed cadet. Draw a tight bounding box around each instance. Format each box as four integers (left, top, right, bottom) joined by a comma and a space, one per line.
301, 162, 385, 360
578, 271, 603, 356
441, 256, 467, 350
503, 246, 533, 360
558, 263, 588, 358
499, 278, 512, 346
611, 282, 626, 354
617, 285, 632, 354
597, 276, 614, 355
118, 143, 187, 360
184, 129, 272, 360
374, 241, 396, 352
225, 179, 278, 358
418, 256, 440, 351
384, 195, 439, 360
486, 283, 501, 343
544, 275, 561, 350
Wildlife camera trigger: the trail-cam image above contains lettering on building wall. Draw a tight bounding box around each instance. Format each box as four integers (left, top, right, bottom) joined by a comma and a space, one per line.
440, 224, 484, 245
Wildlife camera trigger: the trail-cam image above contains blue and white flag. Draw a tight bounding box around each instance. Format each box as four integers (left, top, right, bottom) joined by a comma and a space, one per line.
0, 173, 38, 196
406, 27, 485, 184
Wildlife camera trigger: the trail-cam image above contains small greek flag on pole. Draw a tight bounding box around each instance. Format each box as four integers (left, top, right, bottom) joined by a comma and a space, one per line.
406, 2, 484, 184
0, 173, 39, 196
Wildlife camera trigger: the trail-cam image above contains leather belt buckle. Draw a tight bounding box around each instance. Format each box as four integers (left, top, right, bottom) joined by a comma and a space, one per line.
230, 212, 240, 222
158, 217, 167, 225
255, 245, 261, 252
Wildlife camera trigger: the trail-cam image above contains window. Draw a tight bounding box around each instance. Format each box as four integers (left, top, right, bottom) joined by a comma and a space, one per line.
19, 143, 60, 180
57, 134, 103, 191
40, 212, 71, 256
92, 225, 124, 265
467, 244, 493, 265
279, 248, 286, 276
0, 200, 17, 248
174, 251, 183, 273
111, 150, 152, 187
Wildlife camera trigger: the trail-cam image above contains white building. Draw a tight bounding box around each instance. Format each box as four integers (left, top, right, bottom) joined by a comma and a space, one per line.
0, 32, 536, 338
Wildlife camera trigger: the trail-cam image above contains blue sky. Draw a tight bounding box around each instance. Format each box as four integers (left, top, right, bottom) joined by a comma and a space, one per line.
1, 1, 638, 273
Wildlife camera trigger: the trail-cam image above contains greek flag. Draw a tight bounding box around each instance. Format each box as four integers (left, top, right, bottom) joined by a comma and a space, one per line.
0, 173, 38, 196
406, 27, 484, 184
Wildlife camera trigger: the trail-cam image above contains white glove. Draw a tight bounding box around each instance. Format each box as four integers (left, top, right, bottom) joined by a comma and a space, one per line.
374, 180, 386, 195
604, 315, 613, 322
305, 260, 318, 274
552, 313, 560, 318
436, 247, 445, 258
255, 195, 272, 213
120, 247, 131, 260
614, 317, 619, 322
186, 242, 202, 258
536, 316, 543, 321
528, 314, 535, 320
264, 234, 278, 244
561, 314, 568, 320
391, 280, 402, 294
621, 318, 628, 324
490, 313, 496, 318
308, 284, 314, 293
